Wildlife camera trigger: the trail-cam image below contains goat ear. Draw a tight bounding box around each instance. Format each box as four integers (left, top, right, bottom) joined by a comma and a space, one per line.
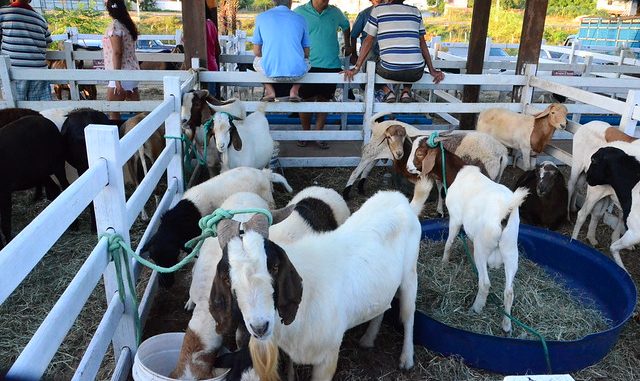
244, 213, 269, 238
230, 125, 243, 151
217, 219, 241, 249
269, 241, 302, 325
209, 252, 235, 335
533, 106, 551, 119
205, 94, 236, 107
271, 204, 296, 225
420, 148, 438, 176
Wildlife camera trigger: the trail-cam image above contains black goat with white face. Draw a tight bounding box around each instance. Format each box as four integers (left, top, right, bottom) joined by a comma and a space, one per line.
586, 144, 640, 271
514, 161, 568, 230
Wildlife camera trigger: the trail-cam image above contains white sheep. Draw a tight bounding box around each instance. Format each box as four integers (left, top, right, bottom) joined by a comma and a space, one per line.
210, 100, 275, 172
476, 103, 568, 170
585, 143, 640, 270
215, 190, 421, 381
406, 145, 528, 332
141, 167, 292, 288
567, 121, 638, 245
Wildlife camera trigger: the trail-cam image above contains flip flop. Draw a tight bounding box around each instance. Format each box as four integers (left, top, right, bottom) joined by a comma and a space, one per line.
382, 91, 396, 103
400, 90, 413, 103
260, 95, 276, 102
289, 95, 303, 103
296, 140, 307, 147
316, 141, 330, 150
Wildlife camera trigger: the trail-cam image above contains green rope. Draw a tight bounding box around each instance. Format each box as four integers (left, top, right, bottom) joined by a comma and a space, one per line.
432, 133, 553, 373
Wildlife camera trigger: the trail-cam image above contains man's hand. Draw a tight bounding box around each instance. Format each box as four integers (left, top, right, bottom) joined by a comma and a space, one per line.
430, 69, 445, 84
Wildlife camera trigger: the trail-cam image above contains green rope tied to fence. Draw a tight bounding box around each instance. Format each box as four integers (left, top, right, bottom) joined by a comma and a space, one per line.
100, 207, 273, 346
432, 132, 553, 373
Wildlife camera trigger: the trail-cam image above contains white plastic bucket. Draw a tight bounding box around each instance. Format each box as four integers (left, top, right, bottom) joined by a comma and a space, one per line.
132, 332, 229, 381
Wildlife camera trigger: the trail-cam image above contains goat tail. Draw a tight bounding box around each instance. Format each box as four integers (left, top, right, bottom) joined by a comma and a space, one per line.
249, 336, 281, 381
256, 100, 269, 114
509, 187, 529, 213
270, 171, 293, 193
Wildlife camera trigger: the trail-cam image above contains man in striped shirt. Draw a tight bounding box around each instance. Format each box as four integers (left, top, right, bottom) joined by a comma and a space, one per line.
0, 0, 52, 101
343, 0, 444, 103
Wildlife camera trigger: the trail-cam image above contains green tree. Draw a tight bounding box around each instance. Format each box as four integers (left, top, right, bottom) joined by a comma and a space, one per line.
239, 0, 252, 9
252, 0, 272, 11
138, 0, 157, 11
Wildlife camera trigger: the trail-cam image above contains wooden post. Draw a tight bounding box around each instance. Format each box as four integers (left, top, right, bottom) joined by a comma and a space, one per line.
182, 0, 207, 69
513, 0, 549, 102
460, 0, 491, 130
85, 124, 137, 361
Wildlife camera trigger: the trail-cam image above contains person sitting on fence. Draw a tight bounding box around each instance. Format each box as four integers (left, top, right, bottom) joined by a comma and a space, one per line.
350, 0, 382, 70
252, 0, 311, 102
294, 0, 351, 149
0, 0, 53, 101
103, 0, 140, 120
343, 0, 444, 103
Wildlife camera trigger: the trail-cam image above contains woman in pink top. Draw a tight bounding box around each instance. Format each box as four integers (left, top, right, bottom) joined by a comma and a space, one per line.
103, 0, 140, 120
205, 5, 220, 96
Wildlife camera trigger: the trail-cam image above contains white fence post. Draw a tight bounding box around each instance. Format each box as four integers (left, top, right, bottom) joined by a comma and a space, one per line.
85, 124, 138, 361
362, 60, 376, 144
175, 29, 183, 45
520, 63, 536, 112
0, 55, 16, 107
484, 37, 492, 72
572, 55, 593, 124
620, 89, 640, 136
63, 40, 80, 100
164, 76, 185, 196
66, 26, 78, 43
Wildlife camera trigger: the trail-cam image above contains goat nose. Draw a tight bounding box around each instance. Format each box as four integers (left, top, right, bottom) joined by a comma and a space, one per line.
250, 321, 269, 337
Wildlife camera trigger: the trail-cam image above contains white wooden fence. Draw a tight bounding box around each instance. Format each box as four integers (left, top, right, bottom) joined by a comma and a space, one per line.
1, 38, 640, 379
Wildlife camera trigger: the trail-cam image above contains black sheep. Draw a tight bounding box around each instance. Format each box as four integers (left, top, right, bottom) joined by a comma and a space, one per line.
0, 115, 69, 248
513, 161, 568, 230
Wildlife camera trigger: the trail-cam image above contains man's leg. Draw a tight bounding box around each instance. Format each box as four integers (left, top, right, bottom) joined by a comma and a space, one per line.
298, 112, 312, 147
315, 112, 329, 149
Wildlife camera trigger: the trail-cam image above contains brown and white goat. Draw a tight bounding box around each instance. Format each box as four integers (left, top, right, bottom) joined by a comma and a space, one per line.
48, 59, 97, 100
477, 103, 568, 170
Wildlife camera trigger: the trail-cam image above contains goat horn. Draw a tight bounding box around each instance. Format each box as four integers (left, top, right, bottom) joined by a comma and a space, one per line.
217, 219, 241, 249
271, 204, 296, 225
244, 213, 270, 239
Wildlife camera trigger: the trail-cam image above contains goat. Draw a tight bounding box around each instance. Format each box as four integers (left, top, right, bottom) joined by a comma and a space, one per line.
403, 133, 509, 216
181, 89, 237, 176
586, 144, 640, 271
139, 44, 185, 70
407, 147, 527, 332
48, 59, 97, 100
171, 192, 271, 380
0, 115, 70, 248
568, 121, 638, 246
210, 100, 274, 172
476, 103, 568, 170
0, 108, 41, 128
513, 161, 568, 230
213, 190, 421, 381
213, 347, 259, 381
141, 167, 292, 288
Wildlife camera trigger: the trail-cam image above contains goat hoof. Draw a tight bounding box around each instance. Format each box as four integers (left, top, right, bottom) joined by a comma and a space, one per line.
471, 304, 484, 314
501, 319, 512, 333
342, 186, 352, 200
399, 356, 414, 371
587, 237, 599, 246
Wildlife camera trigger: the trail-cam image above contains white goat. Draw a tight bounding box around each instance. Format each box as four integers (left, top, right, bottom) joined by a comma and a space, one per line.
568, 121, 638, 245
443, 166, 528, 333
210, 100, 275, 172
476, 103, 568, 170
216, 191, 421, 381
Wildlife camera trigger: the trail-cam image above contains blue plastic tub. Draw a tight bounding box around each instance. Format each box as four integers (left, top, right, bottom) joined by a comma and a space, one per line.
413, 219, 637, 375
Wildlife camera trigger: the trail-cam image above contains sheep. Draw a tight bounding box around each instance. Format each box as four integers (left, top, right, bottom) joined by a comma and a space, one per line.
171, 192, 270, 380
0, 115, 70, 248
567, 121, 638, 246
513, 161, 568, 230
406, 147, 527, 332
403, 132, 509, 216
213, 190, 421, 381
476, 103, 568, 170
141, 167, 292, 288
209, 100, 274, 172
586, 143, 640, 270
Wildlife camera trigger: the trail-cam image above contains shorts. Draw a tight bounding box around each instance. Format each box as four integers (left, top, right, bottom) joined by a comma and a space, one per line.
299, 67, 342, 101
376, 61, 425, 83
253, 56, 310, 82
15, 80, 52, 101
108, 80, 138, 91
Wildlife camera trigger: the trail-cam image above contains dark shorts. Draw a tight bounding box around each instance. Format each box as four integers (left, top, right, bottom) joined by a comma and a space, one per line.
299, 67, 342, 101
376, 61, 425, 83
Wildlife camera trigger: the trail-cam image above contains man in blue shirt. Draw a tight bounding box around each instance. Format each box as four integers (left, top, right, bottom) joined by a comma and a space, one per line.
252, 0, 311, 102
350, 0, 381, 68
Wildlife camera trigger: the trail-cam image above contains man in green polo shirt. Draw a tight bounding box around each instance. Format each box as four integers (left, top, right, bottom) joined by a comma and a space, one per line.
294, 0, 351, 149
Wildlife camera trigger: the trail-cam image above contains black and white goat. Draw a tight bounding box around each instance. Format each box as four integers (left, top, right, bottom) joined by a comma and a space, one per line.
0, 115, 70, 248
586, 144, 640, 271
513, 161, 568, 230
213, 191, 420, 381
142, 167, 292, 287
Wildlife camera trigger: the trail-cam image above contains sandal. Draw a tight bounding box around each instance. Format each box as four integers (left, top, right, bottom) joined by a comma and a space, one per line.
296, 140, 307, 147
315, 141, 330, 150
260, 95, 276, 102
400, 90, 413, 103
289, 95, 302, 103
382, 91, 396, 103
